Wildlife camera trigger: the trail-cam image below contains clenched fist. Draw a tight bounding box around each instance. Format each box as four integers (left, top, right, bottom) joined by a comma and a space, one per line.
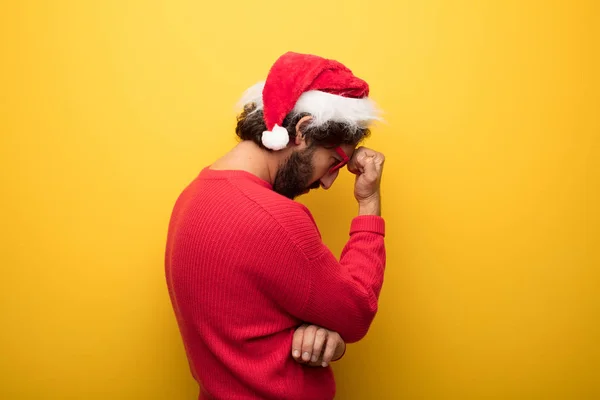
347, 147, 385, 215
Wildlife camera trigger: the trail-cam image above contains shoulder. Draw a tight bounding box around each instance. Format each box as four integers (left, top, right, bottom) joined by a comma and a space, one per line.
194, 169, 326, 259
232, 182, 325, 259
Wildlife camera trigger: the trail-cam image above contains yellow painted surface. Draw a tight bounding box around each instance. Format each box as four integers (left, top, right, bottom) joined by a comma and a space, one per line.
1, 1, 598, 398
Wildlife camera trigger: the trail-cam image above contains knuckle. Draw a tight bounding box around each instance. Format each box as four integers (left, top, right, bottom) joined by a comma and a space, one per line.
316, 328, 327, 339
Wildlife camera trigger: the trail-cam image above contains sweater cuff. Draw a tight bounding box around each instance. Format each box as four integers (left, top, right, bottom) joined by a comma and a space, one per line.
350, 215, 385, 236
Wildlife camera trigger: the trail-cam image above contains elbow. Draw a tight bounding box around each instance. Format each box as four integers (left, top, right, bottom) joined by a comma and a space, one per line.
342, 300, 379, 343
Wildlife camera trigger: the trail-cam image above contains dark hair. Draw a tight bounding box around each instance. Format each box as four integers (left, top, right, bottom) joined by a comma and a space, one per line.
235, 103, 371, 150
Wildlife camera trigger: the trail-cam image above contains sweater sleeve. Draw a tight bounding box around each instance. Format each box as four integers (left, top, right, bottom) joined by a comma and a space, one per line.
265, 214, 386, 343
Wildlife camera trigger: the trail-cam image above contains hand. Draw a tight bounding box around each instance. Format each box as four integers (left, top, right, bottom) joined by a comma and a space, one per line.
347, 147, 385, 212
291, 324, 346, 368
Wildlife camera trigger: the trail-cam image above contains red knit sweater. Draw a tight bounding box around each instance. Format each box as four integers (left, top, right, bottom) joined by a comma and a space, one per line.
165, 168, 386, 400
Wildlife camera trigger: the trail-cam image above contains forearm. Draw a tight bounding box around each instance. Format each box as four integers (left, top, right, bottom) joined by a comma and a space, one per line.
299, 217, 386, 342
263, 202, 385, 343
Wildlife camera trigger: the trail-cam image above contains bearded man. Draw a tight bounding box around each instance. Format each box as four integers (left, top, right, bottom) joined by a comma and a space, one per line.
165, 51, 387, 400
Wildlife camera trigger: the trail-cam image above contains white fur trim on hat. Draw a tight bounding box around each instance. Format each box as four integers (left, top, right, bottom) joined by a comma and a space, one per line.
261, 124, 289, 150
238, 81, 382, 130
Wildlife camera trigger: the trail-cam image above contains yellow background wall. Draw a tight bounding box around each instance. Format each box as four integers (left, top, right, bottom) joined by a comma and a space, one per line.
1, 1, 598, 398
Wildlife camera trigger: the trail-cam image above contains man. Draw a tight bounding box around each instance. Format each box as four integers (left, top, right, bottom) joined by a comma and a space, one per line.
165, 52, 387, 399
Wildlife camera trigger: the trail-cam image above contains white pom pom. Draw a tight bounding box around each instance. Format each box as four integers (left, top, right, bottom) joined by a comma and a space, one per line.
261, 124, 289, 150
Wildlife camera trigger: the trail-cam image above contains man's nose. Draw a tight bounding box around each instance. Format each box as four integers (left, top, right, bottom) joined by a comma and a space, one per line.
319, 169, 340, 189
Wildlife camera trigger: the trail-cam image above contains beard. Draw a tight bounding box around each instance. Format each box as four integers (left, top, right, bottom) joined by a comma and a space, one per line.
273, 147, 320, 199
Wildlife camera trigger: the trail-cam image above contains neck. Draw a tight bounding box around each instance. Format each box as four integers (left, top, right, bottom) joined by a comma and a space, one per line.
211, 141, 286, 186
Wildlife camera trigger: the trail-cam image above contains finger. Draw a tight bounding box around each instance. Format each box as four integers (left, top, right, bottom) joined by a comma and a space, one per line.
349, 148, 380, 175
311, 328, 328, 363
347, 147, 367, 174
321, 335, 338, 367
291, 325, 306, 360
362, 156, 378, 182
347, 154, 361, 174
373, 154, 385, 175
301, 325, 317, 362
349, 153, 368, 175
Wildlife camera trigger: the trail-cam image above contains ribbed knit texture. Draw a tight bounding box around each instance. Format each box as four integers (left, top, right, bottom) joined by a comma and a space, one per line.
165, 168, 386, 400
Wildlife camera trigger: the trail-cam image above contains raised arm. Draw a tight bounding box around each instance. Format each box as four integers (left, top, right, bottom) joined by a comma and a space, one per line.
264, 148, 387, 343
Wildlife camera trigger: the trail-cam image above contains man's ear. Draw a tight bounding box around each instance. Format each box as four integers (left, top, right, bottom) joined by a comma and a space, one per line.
294, 116, 313, 146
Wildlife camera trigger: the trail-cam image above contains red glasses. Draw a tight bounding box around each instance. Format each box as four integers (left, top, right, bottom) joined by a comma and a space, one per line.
329, 147, 350, 174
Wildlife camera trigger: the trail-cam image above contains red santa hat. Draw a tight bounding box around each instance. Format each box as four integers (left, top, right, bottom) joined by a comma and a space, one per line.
238, 51, 381, 150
